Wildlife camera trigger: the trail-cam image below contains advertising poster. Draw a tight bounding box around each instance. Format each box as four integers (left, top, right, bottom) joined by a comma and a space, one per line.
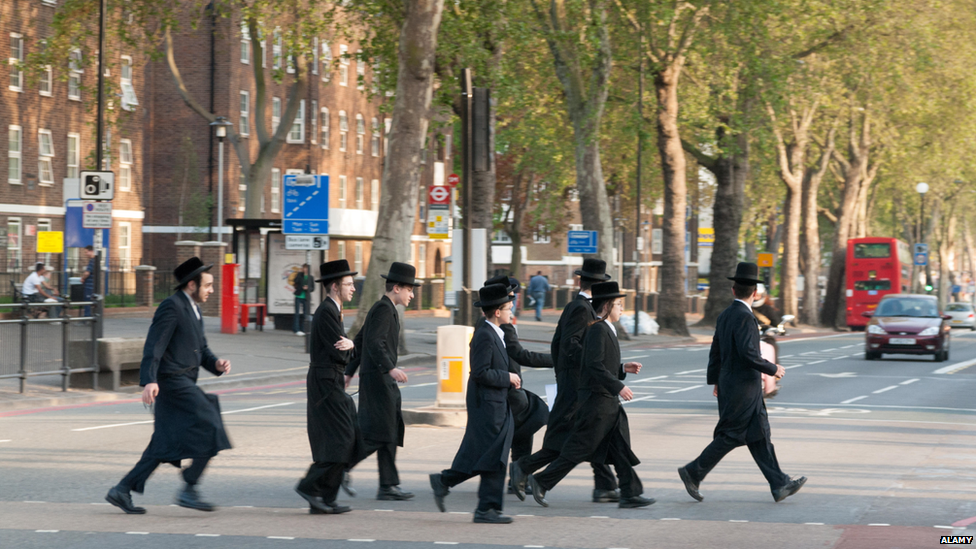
267, 232, 322, 315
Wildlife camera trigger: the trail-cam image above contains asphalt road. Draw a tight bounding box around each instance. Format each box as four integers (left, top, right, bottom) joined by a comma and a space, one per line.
2, 329, 976, 548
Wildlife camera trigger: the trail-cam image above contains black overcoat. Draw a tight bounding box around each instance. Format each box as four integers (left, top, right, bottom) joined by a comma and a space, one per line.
139, 291, 231, 463
448, 322, 514, 474
500, 323, 550, 434
345, 296, 404, 446
706, 301, 779, 444
559, 321, 638, 466
542, 294, 596, 451
307, 297, 362, 464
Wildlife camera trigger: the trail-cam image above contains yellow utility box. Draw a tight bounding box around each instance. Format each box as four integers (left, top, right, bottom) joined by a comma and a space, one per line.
435, 325, 473, 408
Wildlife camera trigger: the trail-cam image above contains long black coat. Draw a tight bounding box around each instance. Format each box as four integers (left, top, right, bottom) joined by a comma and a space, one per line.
139, 291, 231, 463
448, 322, 514, 474
500, 323, 551, 434
542, 294, 595, 451
560, 321, 638, 466
307, 297, 362, 464
345, 296, 404, 446
707, 301, 779, 444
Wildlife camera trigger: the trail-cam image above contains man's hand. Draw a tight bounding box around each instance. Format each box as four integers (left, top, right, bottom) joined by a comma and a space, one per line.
215, 359, 231, 374
389, 368, 408, 383
774, 364, 786, 379
344, 375, 353, 389
334, 337, 354, 351
624, 362, 642, 374
142, 383, 159, 405
619, 386, 634, 401
509, 373, 521, 389
712, 385, 718, 397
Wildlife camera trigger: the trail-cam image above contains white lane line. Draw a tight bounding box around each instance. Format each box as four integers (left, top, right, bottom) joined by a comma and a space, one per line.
675, 369, 706, 375
805, 522, 825, 525
403, 382, 438, 388
841, 396, 868, 404
72, 420, 154, 432
783, 364, 805, 369
934, 358, 976, 374
841, 344, 857, 349
126, 532, 150, 535
35, 530, 59, 533
832, 355, 850, 360
624, 396, 656, 404
686, 347, 711, 352
729, 520, 749, 523
661, 518, 681, 521
807, 360, 827, 365
623, 355, 649, 360
589, 515, 610, 519
268, 536, 296, 540
934, 525, 955, 529
233, 505, 254, 508
373, 509, 393, 512
196, 534, 220, 537
868, 523, 890, 527
91, 502, 109, 505
434, 543, 459, 545
222, 402, 296, 415
0, 440, 11, 443
630, 375, 670, 384
900, 378, 920, 385
524, 546, 545, 548
822, 348, 838, 352
23, 501, 46, 503
73, 402, 297, 431
448, 511, 470, 515
779, 355, 794, 358
516, 514, 535, 517
780, 333, 856, 343
872, 385, 899, 394
801, 351, 819, 356
666, 385, 704, 394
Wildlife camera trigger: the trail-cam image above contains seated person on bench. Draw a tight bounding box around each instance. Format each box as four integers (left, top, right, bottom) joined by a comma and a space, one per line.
22, 263, 63, 316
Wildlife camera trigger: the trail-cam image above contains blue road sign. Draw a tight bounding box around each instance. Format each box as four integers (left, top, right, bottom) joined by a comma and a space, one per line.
283, 174, 329, 235
914, 252, 928, 266
953, 285, 962, 294
914, 243, 929, 254
567, 230, 598, 254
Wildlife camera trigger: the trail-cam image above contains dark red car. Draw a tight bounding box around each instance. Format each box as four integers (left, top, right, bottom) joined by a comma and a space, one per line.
864, 294, 952, 361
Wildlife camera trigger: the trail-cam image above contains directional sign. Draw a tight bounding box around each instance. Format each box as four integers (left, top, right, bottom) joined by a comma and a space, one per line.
427, 185, 450, 239
82, 201, 113, 229
914, 252, 928, 266
567, 230, 598, 254
285, 235, 329, 250
283, 174, 329, 235
79, 171, 115, 201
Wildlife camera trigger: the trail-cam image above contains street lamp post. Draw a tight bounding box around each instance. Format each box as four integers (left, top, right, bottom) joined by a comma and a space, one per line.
916, 182, 929, 292
210, 117, 233, 242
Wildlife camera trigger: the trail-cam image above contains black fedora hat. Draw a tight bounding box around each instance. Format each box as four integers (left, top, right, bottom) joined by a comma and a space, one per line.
317, 259, 358, 283
590, 281, 625, 300
474, 283, 516, 308
727, 262, 763, 284
380, 262, 422, 287
174, 257, 212, 289
575, 258, 612, 281
485, 274, 517, 293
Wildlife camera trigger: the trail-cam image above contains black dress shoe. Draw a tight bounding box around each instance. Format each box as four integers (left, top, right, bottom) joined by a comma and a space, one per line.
506, 484, 533, 496
509, 462, 526, 501
772, 476, 807, 503
527, 475, 548, 508
592, 489, 620, 503
177, 485, 215, 512
341, 471, 357, 497
295, 484, 331, 513
677, 466, 703, 502
309, 501, 352, 514
619, 495, 656, 509
429, 473, 449, 512
473, 508, 513, 524
105, 486, 146, 515
377, 485, 414, 500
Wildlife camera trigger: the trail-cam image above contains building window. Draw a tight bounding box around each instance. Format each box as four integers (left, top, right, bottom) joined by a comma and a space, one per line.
261, 38, 266, 68
355, 114, 365, 154
338, 111, 348, 152
355, 177, 364, 208
533, 225, 551, 244
7, 218, 21, 270
320, 107, 330, 148
9, 34, 23, 92
39, 66, 53, 96
339, 45, 348, 86
8, 125, 21, 184
371, 118, 380, 157
568, 187, 580, 201
67, 133, 80, 179
321, 42, 331, 82
354, 242, 363, 273
337, 240, 345, 262
652, 228, 663, 254
384, 118, 392, 155
271, 168, 281, 213
356, 52, 365, 90
371, 179, 379, 211
418, 244, 426, 278
338, 175, 347, 207
272, 28, 282, 70
37, 219, 51, 233
38, 130, 55, 186
312, 37, 318, 75
444, 134, 452, 159
240, 22, 250, 64
239, 91, 250, 136
119, 139, 133, 191
238, 171, 246, 212
118, 222, 131, 270
68, 49, 82, 101
569, 224, 583, 231
287, 99, 305, 143
120, 55, 137, 111
272, 97, 281, 133
310, 100, 317, 144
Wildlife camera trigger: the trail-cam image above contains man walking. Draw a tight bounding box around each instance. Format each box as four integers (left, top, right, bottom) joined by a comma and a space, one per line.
345, 262, 420, 501
677, 262, 807, 503
527, 271, 550, 321
293, 264, 312, 336
105, 257, 232, 514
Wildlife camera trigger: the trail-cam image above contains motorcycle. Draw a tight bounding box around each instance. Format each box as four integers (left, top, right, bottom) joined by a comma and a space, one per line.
758, 314, 795, 399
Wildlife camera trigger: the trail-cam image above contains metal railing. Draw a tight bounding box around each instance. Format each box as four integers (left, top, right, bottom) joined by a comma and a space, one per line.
0, 297, 101, 393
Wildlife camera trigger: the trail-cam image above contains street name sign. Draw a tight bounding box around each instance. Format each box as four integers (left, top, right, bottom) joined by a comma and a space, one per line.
427, 185, 450, 240
567, 230, 598, 254
82, 201, 113, 229
285, 235, 330, 250
79, 171, 115, 201
283, 174, 329, 235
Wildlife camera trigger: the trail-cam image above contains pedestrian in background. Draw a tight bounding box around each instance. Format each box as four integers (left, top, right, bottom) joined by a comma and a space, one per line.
345, 262, 420, 501
295, 259, 360, 515
105, 257, 232, 515
509, 277, 521, 318
293, 264, 312, 336
677, 262, 806, 503
528, 271, 550, 321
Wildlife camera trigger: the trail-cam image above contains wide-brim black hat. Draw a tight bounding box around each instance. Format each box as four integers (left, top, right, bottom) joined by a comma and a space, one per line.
485, 274, 517, 293
590, 281, 625, 300
317, 259, 358, 283
174, 257, 212, 289
474, 283, 516, 308
575, 258, 612, 281
727, 262, 763, 284
380, 261, 422, 287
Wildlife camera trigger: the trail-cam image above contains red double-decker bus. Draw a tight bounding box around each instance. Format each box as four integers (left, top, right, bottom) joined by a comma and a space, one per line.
846, 237, 912, 330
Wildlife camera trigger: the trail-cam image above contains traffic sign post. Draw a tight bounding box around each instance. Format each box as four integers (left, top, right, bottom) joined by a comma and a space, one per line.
79, 171, 115, 201
914, 252, 928, 266
82, 201, 113, 229
914, 243, 929, 255
285, 235, 329, 250
283, 174, 329, 235
567, 230, 598, 254
427, 185, 450, 240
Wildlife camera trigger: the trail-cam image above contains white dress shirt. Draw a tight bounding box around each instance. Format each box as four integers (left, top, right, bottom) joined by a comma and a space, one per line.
182, 289, 201, 320
486, 319, 506, 348
604, 318, 617, 336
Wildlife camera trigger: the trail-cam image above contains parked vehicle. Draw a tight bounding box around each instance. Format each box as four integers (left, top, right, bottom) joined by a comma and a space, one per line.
944, 302, 976, 331
863, 294, 952, 361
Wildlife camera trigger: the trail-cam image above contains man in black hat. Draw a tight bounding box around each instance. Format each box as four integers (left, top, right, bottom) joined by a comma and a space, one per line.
677, 262, 806, 503
344, 261, 420, 501
296, 259, 360, 515
105, 257, 232, 514
430, 283, 521, 523
511, 258, 619, 503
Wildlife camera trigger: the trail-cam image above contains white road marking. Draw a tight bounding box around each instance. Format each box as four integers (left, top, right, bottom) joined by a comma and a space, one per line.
624, 396, 656, 404
589, 515, 610, 519
934, 525, 955, 529
783, 364, 805, 369
661, 518, 681, 521
630, 376, 670, 384
73, 402, 297, 431
841, 396, 868, 404
72, 420, 154, 432
900, 378, 920, 385
434, 543, 459, 545
807, 360, 827, 365
0, 440, 10, 443
623, 355, 649, 360
91, 503, 109, 505
403, 382, 438, 388
268, 536, 296, 540
222, 402, 296, 415
801, 352, 819, 356
729, 520, 749, 523
666, 385, 704, 394
524, 546, 545, 548
822, 348, 838, 352
868, 523, 890, 526
448, 511, 470, 515
373, 509, 394, 512
933, 358, 976, 374
841, 344, 857, 349
35, 530, 59, 533
780, 333, 856, 343
232, 505, 254, 508
196, 534, 220, 537
779, 355, 794, 358
23, 501, 45, 503
832, 355, 850, 360
126, 532, 150, 535
872, 385, 899, 394
516, 514, 535, 517
675, 369, 706, 375
805, 522, 825, 525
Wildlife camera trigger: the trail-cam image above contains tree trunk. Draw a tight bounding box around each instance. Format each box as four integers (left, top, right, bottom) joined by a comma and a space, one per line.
799, 128, 834, 325
782, 183, 801, 317
351, 0, 445, 335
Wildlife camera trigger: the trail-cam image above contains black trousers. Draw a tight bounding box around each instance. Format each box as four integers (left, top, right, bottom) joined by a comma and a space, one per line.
684, 433, 790, 489
440, 465, 506, 512
298, 461, 346, 503
516, 448, 618, 491
351, 438, 399, 487
119, 448, 211, 494
532, 432, 642, 498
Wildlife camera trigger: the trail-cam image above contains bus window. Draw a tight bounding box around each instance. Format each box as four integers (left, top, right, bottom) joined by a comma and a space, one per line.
854, 243, 891, 258
854, 280, 892, 291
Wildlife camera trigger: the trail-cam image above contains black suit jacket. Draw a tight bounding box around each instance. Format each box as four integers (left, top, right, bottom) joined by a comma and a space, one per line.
542, 293, 597, 451
311, 297, 352, 374
139, 291, 220, 386
346, 295, 403, 445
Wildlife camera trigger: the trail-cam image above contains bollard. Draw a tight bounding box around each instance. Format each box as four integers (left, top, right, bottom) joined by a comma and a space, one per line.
435, 325, 473, 408
61, 301, 70, 391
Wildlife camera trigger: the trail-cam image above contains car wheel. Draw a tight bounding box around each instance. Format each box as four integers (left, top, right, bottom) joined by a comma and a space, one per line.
970, 325, 974, 332
865, 350, 880, 360
935, 349, 946, 362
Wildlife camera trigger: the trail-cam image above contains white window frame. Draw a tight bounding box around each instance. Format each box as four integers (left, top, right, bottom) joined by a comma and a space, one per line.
384, 118, 392, 155
66, 133, 80, 179
120, 55, 133, 83
320, 107, 330, 149
355, 177, 364, 209
287, 99, 305, 143
321, 42, 332, 82
338, 45, 348, 86
371, 117, 380, 157
371, 179, 379, 211
533, 225, 551, 244
68, 49, 82, 101
239, 91, 250, 137
7, 217, 22, 270
354, 242, 363, 273
338, 175, 347, 207
118, 138, 133, 191
418, 244, 426, 279
356, 52, 365, 90
272, 28, 282, 70
238, 171, 247, 212
240, 22, 251, 64
39, 65, 53, 97
270, 168, 281, 213
118, 222, 131, 270
38, 129, 55, 186
355, 114, 365, 155
8, 125, 22, 184
9, 34, 23, 92
312, 38, 319, 75
310, 100, 317, 144
272, 97, 281, 134
37, 219, 52, 233
338, 110, 348, 152
337, 241, 346, 262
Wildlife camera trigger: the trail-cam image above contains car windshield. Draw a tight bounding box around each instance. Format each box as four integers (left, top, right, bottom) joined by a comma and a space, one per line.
874, 298, 940, 318
946, 303, 972, 312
